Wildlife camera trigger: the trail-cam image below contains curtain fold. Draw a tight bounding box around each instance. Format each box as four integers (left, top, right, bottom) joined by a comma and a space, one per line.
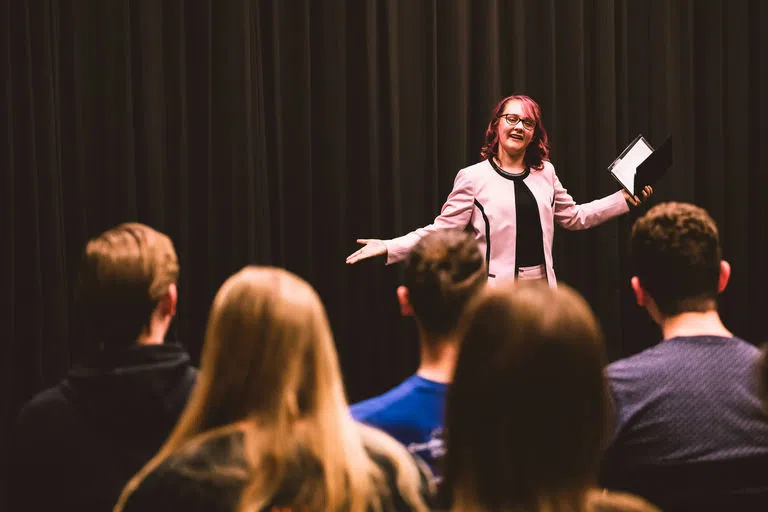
3, 2, 768, 501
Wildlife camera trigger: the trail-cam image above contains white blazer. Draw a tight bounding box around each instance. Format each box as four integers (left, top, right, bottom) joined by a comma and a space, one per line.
383, 159, 629, 286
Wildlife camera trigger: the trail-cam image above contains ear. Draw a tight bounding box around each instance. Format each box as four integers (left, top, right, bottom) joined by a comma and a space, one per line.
632, 276, 665, 326
396, 286, 414, 317
718, 260, 731, 294
158, 283, 178, 318
631, 276, 647, 307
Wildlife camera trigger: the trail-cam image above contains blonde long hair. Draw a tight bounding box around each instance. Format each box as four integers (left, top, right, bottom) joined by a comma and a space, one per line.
116, 266, 429, 511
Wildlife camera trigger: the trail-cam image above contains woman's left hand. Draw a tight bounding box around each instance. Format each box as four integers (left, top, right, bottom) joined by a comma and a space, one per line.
623, 185, 653, 207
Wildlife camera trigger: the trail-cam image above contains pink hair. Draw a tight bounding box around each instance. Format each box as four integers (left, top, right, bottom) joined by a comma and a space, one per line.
479, 95, 550, 170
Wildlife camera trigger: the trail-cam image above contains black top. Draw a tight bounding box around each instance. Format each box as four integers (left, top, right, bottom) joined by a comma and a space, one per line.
6, 343, 197, 512
120, 430, 434, 511
489, 158, 545, 268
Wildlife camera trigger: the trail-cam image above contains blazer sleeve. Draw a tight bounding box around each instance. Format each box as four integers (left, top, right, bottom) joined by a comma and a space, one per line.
551, 166, 629, 231
383, 168, 475, 264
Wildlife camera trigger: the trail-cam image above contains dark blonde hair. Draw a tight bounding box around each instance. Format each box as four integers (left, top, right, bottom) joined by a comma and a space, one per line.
443, 281, 611, 511
117, 266, 429, 512
404, 229, 487, 336
75, 223, 178, 347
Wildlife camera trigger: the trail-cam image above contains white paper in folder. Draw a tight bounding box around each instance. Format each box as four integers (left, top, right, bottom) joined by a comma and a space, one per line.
608, 135, 654, 197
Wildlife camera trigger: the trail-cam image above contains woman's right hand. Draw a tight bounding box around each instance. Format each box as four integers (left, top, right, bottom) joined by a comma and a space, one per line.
346, 239, 387, 264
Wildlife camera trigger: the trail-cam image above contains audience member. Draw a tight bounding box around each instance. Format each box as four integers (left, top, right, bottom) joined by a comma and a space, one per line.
601, 202, 768, 510
6, 223, 197, 512
115, 266, 433, 511
442, 280, 658, 511
351, 229, 486, 480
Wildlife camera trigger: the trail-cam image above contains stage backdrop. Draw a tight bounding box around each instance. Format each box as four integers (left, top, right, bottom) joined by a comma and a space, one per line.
2, 0, 768, 496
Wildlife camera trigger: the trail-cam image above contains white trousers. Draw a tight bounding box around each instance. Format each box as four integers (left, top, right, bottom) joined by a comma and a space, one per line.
516, 264, 547, 282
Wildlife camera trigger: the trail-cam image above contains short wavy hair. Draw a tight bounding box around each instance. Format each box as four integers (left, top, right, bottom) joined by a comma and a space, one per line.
404, 229, 487, 336
479, 95, 550, 170
631, 202, 722, 316
75, 223, 179, 347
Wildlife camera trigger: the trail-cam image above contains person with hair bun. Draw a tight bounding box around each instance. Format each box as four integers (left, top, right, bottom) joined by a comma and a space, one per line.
351, 229, 487, 481
346, 94, 652, 286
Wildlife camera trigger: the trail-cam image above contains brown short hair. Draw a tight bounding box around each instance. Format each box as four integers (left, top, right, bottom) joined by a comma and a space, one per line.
631, 202, 721, 316
443, 281, 610, 510
75, 223, 179, 346
404, 229, 487, 336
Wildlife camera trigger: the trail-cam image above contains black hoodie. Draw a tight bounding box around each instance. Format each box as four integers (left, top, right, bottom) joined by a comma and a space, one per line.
6, 343, 197, 512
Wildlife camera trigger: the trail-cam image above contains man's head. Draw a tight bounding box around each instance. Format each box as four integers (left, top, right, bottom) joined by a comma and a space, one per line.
630, 202, 729, 318
75, 223, 179, 348
398, 229, 486, 338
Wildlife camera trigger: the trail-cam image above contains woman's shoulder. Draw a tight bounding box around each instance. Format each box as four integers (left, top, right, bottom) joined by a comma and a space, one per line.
459, 158, 493, 177
357, 423, 437, 510
120, 430, 248, 512
164, 429, 246, 472
534, 159, 556, 174
357, 422, 423, 469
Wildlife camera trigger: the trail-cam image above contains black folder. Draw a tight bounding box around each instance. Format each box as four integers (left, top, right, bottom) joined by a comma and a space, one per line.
634, 136, 673, 193
608, 135, 673, 197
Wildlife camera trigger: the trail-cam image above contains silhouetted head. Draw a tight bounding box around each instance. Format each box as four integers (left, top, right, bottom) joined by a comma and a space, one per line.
444, 280, 610, 510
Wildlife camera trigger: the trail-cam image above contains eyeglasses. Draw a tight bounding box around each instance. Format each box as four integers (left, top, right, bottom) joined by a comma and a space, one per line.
498, 113, 536, 131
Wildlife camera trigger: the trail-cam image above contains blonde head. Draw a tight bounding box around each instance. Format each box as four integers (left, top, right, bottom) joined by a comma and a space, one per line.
187, 266, 347, 434
117, 266, 429, 511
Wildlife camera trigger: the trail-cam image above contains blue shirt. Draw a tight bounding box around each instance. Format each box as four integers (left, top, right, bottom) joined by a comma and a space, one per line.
350, 375, 447, 478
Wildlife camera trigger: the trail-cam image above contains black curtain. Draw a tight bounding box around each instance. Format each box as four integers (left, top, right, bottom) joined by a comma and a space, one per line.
3, 0, 768, 499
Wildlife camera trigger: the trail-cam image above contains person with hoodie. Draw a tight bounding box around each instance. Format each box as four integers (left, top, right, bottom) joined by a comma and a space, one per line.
6, 223, 197, 512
